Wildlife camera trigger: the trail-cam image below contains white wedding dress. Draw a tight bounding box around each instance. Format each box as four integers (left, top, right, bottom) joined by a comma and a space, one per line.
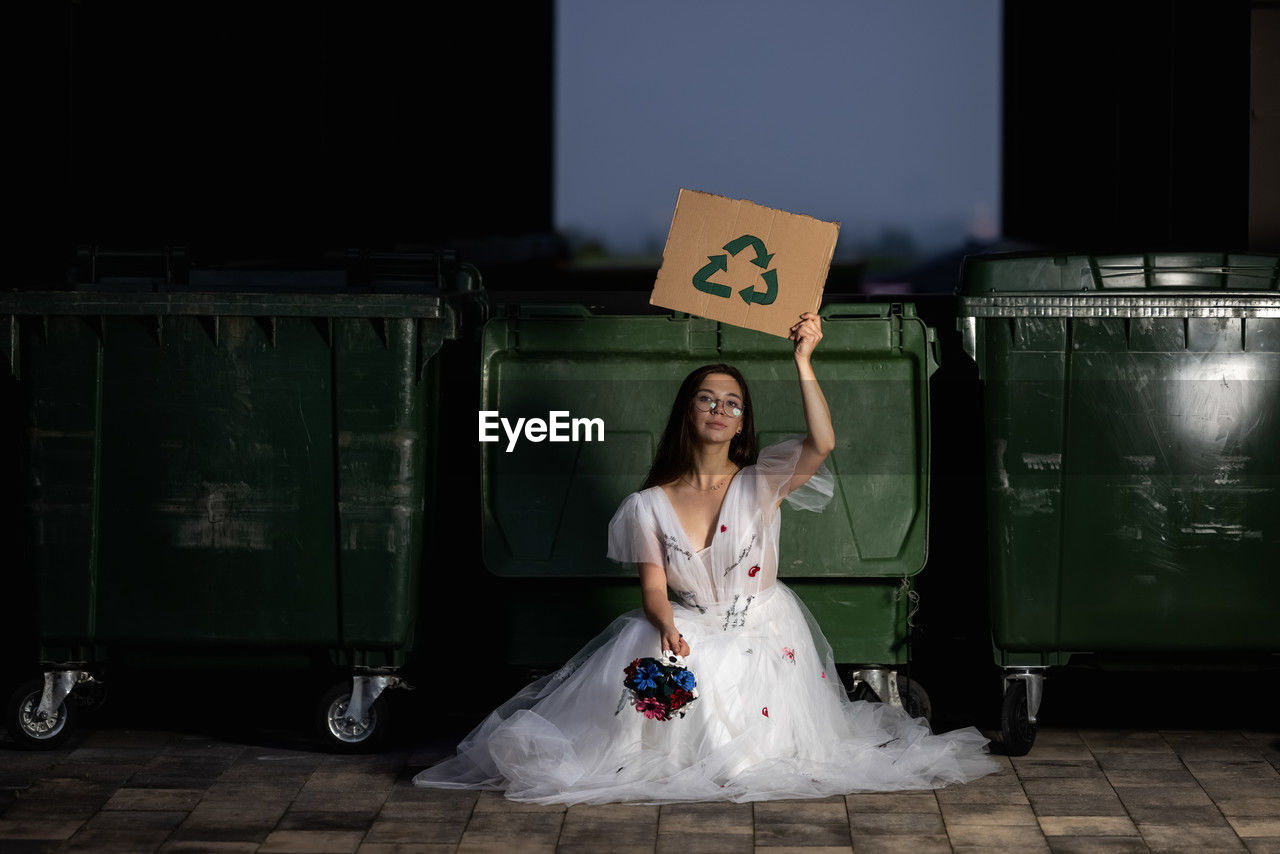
413, 439, 997, 804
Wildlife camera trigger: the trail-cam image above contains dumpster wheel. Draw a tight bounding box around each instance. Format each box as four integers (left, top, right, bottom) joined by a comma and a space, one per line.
6, 677, 76, 750
316, 681, 390, 752
1000, 680, 1037, 756
847, 672, 933, 724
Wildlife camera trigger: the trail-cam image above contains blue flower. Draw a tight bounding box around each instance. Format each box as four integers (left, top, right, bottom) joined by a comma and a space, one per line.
673, 668, 696, 692
635, 664, 661, 691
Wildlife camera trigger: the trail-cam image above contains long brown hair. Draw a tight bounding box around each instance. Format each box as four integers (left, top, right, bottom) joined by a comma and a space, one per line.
641, 363, 759, 490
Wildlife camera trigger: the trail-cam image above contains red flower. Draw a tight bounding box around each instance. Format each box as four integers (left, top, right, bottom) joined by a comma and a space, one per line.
821, 672, 826, 679
624, 659, 640, 680
761, 707, 769, 717
635, 698, 669, 720
669, 688, 692, 710
748, 565, 760, 577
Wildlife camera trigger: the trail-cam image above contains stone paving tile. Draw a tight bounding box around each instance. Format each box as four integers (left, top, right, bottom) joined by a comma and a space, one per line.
61, 825, 175, 852
82, 808, 189, 831
654, 835, 751, 854
754, 797, 851, 847
947, 822, 1051, 850
199, 779, 307, 802
1012, 759, 1107, 779
1028, 794, 1129, 817
377, 799, 474, 822
556, 802, 659, 852
844, 791, 940, 813
356, 844, 457, 854
656, 801, 753, 834
277, 808, 380, 830
1137, 823, 1248, 851
457, 843, 557, 854
934, 778, 1030, 805
1124, 803, 1234, 826
845, 811, 946, 834
848, 837, 951, 854
940, 802, 1040, 827
1080, 731, 1175, 752
1038, 815, 1140, 836
1092, 751, 1189, 772
1113, 787, 1217, 810
1047, 837, 1153, 853
159, 842, 261, 853
1022, 777, 1118, 796
1217, 798, 1280, 816
0, 819, 85, 840
1230, 818, 1280, 838
102, 785, 205, 811
1105, 768, 1201, 788
169, 801, 288, 844
363, 817, 468, 845
258, 829, 367, 853
656, 802, 753, 854
1244, 840, 1280, 854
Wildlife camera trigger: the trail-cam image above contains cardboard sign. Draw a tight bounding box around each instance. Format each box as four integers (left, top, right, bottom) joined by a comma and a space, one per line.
650, 189, 840, 338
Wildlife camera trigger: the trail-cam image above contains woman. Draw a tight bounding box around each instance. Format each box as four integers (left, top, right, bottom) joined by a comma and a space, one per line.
414, 312, 996, 804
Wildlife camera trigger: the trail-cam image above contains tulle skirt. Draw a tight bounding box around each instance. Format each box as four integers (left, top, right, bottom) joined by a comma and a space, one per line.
413, 583, 997, 804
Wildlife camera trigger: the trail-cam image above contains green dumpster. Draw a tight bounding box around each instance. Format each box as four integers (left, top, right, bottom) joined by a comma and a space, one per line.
1, 290, 453, 749
958, 252, 1280, 753
478, 300, 940, 716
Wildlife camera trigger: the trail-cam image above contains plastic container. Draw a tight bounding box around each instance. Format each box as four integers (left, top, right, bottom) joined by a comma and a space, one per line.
478, 299, 940, 716
958, 251, 1280, 753
1, 290, 454, 749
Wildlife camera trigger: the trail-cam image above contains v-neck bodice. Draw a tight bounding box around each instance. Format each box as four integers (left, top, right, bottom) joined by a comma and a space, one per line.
655, 472, 742, 553
607, 440, 836, 610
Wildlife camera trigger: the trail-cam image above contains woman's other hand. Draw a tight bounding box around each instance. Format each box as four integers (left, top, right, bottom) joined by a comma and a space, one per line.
789, 312, 823, 361
661, 625, 691, 657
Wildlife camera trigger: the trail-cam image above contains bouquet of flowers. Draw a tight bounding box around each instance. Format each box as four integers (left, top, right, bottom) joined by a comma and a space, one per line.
619, 653, 699, 721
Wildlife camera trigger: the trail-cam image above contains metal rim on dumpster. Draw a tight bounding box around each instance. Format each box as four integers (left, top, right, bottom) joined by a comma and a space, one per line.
324, 693, 379, 744
957, 293, 1280, 318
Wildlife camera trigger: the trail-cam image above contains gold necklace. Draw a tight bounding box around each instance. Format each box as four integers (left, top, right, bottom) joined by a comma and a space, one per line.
681, 469, 736, 492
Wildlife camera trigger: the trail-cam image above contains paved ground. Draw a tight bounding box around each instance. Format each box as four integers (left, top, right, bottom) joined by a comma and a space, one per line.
2, 721, 1278, 853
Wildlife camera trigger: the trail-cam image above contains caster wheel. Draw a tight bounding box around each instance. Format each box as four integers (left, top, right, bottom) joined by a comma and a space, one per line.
6, 677, 76, 749
899, 676, 933, 723
315, 682, 389, 752
1000, 679, 1037, 756
847, 675, 933, 725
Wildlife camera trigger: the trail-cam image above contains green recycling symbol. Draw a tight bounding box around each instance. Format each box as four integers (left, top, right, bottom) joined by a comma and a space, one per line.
692, 234, 779, 305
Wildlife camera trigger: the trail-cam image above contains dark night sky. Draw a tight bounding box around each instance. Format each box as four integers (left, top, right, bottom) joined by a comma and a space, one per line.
555, 0, 1000, 256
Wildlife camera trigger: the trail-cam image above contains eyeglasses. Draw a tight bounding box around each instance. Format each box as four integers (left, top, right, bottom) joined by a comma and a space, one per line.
691, 393, 744, 419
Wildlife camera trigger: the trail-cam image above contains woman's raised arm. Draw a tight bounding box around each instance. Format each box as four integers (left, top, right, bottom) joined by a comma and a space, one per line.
784, 312, 835, 500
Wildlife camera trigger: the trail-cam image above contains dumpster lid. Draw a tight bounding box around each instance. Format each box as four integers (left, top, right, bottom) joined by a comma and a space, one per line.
0, 291, 448, 319
958, 252, 1280, 299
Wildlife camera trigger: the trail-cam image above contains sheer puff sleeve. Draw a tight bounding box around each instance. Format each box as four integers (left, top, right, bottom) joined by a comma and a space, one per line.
606, 491, 665, 566
754, 437, 835, 514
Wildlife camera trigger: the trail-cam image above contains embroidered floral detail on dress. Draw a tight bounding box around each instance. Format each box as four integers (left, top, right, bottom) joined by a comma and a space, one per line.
747, 565, 761, 577
761, 707, 769, 717
721, 594, 755, 631
721, 533, 758, 577
661, 533, 693, 561
782, 647, 796, 663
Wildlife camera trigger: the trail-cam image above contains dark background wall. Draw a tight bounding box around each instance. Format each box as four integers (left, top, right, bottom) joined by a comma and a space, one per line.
17, 1, 1269, 287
